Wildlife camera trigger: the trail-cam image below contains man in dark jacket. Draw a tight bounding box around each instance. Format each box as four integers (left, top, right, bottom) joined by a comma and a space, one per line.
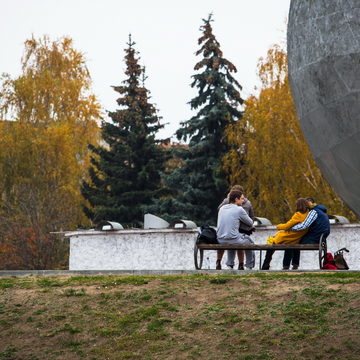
282, 198, 330, 269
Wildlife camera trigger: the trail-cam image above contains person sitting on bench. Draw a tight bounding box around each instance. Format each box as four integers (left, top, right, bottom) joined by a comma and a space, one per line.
216, 190, 255, 269
282, 197, 330, 270
261, 198, 310, 270
216, 185, 255, 270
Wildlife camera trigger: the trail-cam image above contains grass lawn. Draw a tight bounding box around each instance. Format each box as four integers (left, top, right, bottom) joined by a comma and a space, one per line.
0, 272, 359, 360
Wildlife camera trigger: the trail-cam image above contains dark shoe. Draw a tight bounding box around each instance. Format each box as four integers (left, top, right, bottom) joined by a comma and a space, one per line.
238, 263, 244, 270
292, 266, 299, 270
282, 267, 290, 270
216, 259, 222, 270
227, 265, 234, 269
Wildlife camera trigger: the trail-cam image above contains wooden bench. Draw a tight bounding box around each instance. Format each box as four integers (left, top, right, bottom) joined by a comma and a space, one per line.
194, 234, 327, 270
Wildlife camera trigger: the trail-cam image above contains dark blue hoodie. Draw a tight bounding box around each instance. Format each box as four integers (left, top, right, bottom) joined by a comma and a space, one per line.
300, 204, 330, 244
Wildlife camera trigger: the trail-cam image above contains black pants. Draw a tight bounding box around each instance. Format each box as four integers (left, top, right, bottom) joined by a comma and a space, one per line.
283, 249, 300, 268
262, 249, 300, 269
261, 249, 275, 270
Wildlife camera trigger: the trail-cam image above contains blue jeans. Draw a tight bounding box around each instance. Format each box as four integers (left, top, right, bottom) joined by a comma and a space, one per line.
218, 234, 255, 269
283, 231, 330, 268
283, 250, 300, 268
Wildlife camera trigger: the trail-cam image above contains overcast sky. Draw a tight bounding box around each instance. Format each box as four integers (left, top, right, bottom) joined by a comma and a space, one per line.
1, 0, 291, 139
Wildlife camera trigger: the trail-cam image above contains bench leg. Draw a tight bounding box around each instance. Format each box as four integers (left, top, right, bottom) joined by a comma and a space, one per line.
194, 244, 204, 270
259, 250, 262, 270
318, 235, 327, 269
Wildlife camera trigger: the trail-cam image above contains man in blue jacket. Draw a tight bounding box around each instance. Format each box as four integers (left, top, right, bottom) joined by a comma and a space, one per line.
283, 197, 330, 269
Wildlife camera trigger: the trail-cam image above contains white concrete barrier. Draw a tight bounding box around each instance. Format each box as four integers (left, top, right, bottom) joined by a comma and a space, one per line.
65, 225, 360, 271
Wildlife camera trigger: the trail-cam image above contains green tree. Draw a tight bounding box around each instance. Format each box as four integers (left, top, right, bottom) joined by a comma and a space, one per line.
81, 36, 168, 227
153, 14, 244, 225
0, 36, 102, 269
223, 45, 356, 223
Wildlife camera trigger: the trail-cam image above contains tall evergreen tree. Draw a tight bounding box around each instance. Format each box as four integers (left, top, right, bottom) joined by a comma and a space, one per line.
155, 14, 244, 225
82, 36, 168, 227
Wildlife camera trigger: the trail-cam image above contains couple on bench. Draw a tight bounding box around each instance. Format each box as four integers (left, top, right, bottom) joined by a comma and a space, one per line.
262, 197, 330, 270
216, 190, 330, 270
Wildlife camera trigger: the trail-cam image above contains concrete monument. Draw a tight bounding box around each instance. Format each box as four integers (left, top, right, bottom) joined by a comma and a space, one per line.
288, 0, 360, 218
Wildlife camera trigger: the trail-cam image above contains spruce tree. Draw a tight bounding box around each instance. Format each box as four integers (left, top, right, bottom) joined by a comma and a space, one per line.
155, 14, 244, 225
82, 36, 168, 227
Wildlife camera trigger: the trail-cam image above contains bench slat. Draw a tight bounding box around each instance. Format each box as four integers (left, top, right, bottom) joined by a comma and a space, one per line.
197, 243, 319, 251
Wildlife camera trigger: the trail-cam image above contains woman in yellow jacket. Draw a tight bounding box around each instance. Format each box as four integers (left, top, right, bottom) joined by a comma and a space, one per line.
267, 198, 309, 244
261, 198, 309, 270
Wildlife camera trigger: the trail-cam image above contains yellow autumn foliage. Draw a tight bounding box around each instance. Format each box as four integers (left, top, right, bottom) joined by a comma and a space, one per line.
223, 45, 356, 223
0, 36, 102, 269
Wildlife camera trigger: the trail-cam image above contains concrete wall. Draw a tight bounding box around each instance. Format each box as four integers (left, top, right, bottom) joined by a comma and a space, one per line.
66, 225, 360, 271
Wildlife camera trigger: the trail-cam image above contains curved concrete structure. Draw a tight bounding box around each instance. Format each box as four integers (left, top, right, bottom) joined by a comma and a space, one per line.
288, 0, 360, 218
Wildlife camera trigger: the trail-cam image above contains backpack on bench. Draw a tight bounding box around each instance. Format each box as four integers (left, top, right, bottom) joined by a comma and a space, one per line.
197, 225, 218, 244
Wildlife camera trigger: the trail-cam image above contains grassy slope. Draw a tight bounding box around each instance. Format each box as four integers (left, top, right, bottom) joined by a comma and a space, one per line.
0, 273, 359, 360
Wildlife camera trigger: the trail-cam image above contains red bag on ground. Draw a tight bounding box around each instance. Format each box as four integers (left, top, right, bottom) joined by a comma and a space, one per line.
322, 252, 338, 270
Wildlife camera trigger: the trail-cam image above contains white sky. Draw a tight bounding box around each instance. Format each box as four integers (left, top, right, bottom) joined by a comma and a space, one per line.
0, 0, 291, 140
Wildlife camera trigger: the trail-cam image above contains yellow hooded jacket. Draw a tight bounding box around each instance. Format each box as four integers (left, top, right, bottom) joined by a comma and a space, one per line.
271, 211, 309, 244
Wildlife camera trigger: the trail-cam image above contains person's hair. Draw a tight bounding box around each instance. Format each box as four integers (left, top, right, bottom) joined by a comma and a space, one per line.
296, 198, 309, 213
306, 197, 315, 203
230, 185, 244, 192
229, 190, 243, 203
